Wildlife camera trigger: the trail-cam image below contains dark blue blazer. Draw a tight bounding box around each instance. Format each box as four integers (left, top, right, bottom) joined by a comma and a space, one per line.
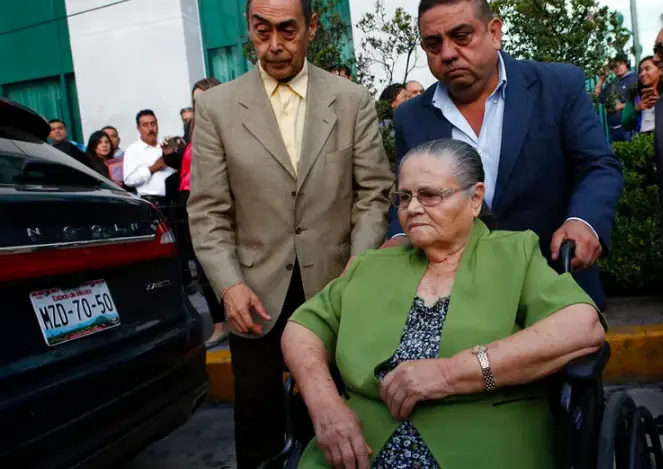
655, 98, 663, 245
388, 53, 623, 310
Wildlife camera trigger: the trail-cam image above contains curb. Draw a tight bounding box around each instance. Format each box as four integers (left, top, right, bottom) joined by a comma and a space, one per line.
604, 324, 663, 384
206, 349, 234, 403
205, 325, 663, 402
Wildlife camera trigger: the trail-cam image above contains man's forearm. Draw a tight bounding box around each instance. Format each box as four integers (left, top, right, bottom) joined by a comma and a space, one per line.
351, 170, 393, 252
351, 211, 389, 254
350, 89, 394, 253
123, 165, 151, 187
188, 223, 244, 297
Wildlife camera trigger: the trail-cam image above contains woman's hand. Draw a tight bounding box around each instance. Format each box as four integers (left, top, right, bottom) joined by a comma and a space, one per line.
380, 359, 453, 421
641, 90, 659, 110
310, 397, 372, 469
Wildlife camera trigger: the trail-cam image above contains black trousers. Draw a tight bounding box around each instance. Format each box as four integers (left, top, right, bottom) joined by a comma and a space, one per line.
177, 191, 225, 324
230, 262, 305, 469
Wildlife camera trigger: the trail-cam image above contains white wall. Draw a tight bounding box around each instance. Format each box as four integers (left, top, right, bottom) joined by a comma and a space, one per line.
349, 0, 436, 94
65, 0, 206, 148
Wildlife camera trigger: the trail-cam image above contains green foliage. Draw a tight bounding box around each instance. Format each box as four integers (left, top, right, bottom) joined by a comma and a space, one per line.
491, 0, 631, 78
598, 134, 663, 295
374, 100, 397, 170
356, 0, 420, 90
243, 0, 351, 72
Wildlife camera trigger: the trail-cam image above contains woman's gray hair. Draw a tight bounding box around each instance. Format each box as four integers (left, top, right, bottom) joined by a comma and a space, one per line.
399, 139, 496, 228
398, 139, 485, 187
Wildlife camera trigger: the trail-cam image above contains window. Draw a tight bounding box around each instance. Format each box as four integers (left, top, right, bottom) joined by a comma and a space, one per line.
6, 77, 62, 125
209, 44, 253, 82
4, 74, 83, 143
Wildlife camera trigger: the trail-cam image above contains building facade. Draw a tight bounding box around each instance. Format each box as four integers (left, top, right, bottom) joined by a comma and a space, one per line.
0, 0, 354, 147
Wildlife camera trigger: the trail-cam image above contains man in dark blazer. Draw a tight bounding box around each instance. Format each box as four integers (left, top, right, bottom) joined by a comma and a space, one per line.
654, 28, 663, 244
386, 0, 623, 311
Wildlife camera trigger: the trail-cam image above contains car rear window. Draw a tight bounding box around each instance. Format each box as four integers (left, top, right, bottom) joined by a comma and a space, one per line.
0, 152, 108, 188
0, 127, 111, 189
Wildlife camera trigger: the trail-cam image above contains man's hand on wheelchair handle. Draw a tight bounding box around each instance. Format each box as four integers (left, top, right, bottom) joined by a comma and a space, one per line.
550, 219, 602, 270
309, 396, 372, 469
222, 283, 270, 335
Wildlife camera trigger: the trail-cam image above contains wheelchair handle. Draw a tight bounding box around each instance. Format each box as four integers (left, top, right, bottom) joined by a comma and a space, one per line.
560, 239, 576, 275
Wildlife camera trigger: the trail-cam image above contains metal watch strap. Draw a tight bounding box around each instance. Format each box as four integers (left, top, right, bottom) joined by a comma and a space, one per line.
472, 345, 496, 392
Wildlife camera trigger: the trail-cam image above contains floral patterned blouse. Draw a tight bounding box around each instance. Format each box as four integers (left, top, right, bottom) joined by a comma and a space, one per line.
372, 296, 449, 469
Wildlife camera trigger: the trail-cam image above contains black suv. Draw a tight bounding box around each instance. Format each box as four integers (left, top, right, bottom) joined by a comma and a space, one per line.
0, 98, 207, 468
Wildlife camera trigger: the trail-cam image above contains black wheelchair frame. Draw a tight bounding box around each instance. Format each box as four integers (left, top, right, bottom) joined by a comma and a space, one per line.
258, 240, 663, 469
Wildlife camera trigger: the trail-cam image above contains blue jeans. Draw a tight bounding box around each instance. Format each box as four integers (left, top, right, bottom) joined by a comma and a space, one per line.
609, 126, 634, 143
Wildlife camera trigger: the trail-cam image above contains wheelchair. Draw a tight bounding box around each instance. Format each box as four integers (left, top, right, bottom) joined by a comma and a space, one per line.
258, 241, 663, 469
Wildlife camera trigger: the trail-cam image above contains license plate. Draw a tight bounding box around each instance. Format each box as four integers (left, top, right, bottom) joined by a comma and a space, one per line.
30, 280, 121, 347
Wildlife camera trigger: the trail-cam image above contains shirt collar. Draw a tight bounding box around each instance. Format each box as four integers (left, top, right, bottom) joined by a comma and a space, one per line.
258, 60, 309, 99
138, 138, 159, 150
433, 51, 508, 106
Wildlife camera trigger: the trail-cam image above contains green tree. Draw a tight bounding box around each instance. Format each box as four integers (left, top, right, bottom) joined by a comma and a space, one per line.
490, 0, 631, 78
356, 0, 421, 89
598, 134, 662, 295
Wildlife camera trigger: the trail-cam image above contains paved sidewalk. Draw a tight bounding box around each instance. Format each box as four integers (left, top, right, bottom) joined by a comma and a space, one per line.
121, 403, 236, 469
606, 296, 663, 326
122, 387, 663, 468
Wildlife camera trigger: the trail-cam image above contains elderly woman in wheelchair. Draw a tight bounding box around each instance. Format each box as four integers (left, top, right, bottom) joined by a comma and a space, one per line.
280, 139, 607, 469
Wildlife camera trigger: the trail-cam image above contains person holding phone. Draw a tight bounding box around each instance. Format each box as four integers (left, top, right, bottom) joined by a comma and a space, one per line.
623, 56, 660, 135
123, 110, 175, 207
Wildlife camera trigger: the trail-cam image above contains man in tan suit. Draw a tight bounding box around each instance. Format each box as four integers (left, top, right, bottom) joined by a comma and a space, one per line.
187, 0, 393, 466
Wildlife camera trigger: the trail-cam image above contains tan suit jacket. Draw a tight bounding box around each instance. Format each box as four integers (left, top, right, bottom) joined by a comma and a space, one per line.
187, 64, 394, 337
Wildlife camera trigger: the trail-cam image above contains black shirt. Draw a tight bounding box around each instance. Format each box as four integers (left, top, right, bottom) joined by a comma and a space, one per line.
52, 141, 91, 168
86, 153, 110, 179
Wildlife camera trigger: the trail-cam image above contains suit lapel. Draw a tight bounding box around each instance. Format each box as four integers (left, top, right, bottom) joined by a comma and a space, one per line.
239, 68, 297, 180
493, 54, 538, 209
297, 66, 337, 190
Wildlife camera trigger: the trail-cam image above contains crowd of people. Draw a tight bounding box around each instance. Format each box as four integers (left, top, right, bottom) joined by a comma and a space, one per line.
44, 0, 663, 467
594, 50, 662, 142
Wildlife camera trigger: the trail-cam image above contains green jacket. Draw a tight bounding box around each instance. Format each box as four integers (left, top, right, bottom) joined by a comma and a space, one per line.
290, 220, 598, 469
622, 98, 639, 131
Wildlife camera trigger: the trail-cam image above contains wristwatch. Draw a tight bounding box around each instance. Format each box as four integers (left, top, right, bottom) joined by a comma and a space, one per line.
471, 345, 496, 392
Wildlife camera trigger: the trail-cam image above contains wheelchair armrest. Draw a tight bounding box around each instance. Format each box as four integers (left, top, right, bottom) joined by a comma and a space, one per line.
559, 342, 611, 381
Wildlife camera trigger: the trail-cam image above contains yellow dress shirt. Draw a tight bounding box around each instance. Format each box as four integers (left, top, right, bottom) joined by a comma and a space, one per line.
258, 61, 309, 175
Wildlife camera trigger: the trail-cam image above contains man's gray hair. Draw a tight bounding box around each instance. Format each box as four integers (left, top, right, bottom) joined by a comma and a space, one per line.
398, 139, 485, 188
246, 0, 313, 26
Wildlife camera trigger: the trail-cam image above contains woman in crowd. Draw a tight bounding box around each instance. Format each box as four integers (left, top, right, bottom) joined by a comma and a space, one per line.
623, 56, 660, 134
281, 139, 606, 469
84, 130, 113, 179
378, 83, 409, 123
179, 77, 229, 347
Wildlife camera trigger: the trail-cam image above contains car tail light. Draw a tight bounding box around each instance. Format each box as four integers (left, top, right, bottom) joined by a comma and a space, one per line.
0, 221, 177, 283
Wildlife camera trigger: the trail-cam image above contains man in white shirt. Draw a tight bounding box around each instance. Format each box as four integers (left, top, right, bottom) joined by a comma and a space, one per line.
123, 109, 175, 205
